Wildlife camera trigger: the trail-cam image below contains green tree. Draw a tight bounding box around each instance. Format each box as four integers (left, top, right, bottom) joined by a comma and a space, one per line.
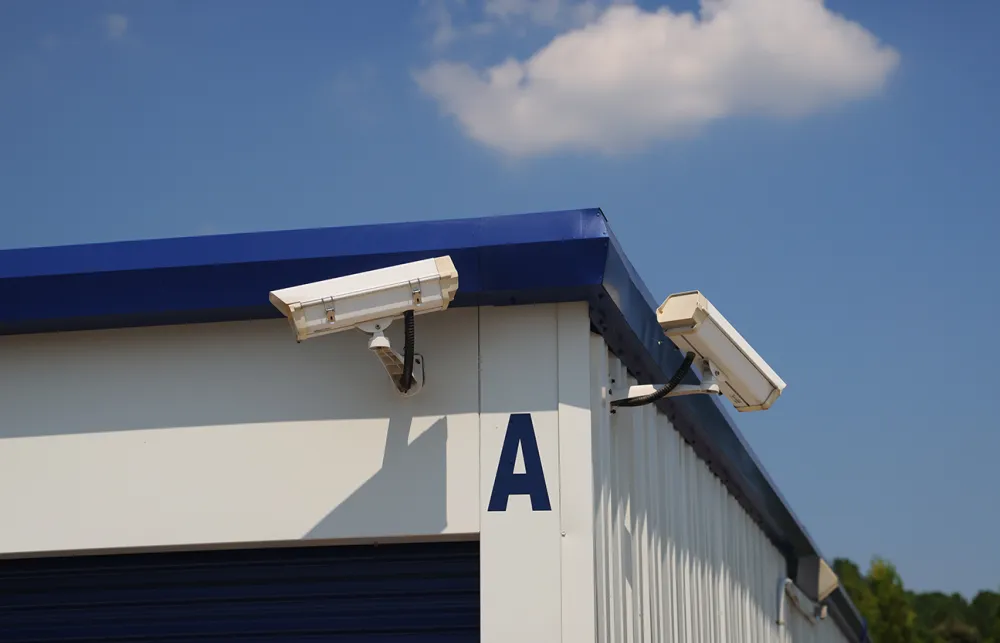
829, 556, 995, 643
969, 591, 1000, 643
868, 557, 919, 643
929, 618, 981, 643
835, 558, 880, 628
913, 592, 973, 642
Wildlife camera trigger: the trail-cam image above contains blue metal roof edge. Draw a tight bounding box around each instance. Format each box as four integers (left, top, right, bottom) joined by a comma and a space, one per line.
0, 209, 611, 334
0, 207, 864, 639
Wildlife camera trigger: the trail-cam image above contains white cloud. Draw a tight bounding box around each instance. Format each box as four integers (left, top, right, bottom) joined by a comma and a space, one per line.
105, 13, 129, 40
421, 0, 460, 49
486, 0, 563, 24
419, 0, 600, 51
484, 0, 609, 28
415, 0, 899, 157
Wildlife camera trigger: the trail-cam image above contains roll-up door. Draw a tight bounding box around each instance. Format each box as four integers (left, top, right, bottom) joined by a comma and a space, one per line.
0, 539, 480, 642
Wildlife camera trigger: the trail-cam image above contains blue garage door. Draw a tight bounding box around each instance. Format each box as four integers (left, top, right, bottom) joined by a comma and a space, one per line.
0, 539, 480, 642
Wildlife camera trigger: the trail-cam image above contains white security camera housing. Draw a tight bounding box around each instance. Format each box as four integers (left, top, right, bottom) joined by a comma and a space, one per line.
269, 256, 459, 342
268, 256, 459, 397
656, 291, 786, 412
796, 555, 840, 604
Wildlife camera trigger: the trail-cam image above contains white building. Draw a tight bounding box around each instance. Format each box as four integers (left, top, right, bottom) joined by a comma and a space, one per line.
0, 208, 866, 643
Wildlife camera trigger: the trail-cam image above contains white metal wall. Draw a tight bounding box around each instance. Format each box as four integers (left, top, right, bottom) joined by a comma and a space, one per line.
589, 340, 850, 643
0, 302, 600, 643
0, 310, 482, 554
478, 302, 598, 643
0, 300, 853, 643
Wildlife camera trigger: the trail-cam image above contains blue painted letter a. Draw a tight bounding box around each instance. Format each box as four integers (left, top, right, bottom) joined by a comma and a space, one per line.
488, 413, 552, 512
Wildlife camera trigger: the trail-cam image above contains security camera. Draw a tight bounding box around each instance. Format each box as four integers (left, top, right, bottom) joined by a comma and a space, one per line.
797, 555, 840, 604
610, 290, 785, 412
268, 256, 459, 397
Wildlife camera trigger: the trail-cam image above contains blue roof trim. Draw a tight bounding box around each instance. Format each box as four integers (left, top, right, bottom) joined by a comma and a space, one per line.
0, 209, 606, 279
0, 207, 864, 640
0, 209, 609, 334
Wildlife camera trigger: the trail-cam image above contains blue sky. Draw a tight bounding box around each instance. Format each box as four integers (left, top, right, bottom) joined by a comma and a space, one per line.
2, 0, 999, 597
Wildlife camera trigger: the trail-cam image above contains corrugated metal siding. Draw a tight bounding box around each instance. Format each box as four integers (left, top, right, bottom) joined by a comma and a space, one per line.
590, 341, 849, 643
0, 540, 480, 642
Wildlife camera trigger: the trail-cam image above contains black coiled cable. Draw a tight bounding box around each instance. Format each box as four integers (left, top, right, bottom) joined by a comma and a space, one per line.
610, 351, 696, 408
399, 310, 416, 393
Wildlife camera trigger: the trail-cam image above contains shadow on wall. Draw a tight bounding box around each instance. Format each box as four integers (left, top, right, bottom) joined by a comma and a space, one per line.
597, 399, 791, 642
306, 414, 449, 539
0, 315, 479, 543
